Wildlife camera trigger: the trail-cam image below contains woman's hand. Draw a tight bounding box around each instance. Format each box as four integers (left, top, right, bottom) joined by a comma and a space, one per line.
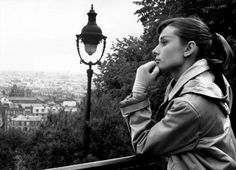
132, 61, 160, 97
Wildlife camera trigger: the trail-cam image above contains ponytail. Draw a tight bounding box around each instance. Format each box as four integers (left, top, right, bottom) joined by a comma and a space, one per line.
206, 33, 235, 93
207, 33, 234, 75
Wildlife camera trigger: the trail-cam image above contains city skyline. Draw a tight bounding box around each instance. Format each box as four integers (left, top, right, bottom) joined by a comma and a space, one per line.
0, 0, 143, 74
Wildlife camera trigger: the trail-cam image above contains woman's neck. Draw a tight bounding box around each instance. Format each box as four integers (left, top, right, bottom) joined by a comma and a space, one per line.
171, 60, 195, 81
171, 70, 183, 81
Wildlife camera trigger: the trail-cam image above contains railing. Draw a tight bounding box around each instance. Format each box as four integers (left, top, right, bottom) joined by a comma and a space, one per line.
45, 155, 167, 170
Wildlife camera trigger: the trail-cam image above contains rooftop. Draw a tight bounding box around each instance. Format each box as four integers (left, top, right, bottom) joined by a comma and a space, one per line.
11, 115, 43, 121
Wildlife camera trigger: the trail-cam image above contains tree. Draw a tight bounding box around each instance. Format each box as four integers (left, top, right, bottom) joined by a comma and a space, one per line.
16, 112, 85, 170
90, 113, 133, 159
94, 36, 145, 99
0, 129, 26, 170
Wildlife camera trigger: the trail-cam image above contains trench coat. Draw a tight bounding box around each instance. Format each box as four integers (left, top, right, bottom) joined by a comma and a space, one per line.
120, 59, 236, 170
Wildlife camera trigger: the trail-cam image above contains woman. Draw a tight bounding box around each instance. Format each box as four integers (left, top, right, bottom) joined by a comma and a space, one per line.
120, 17, 236, 170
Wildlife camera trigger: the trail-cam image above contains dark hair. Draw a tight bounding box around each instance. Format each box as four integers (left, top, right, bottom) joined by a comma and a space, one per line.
157, 17, 234, 76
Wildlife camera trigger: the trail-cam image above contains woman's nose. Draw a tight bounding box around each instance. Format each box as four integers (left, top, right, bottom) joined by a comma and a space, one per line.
152, 45, 159, 57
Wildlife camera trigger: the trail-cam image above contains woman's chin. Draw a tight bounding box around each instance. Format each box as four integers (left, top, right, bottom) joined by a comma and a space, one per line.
157, 64, 164, 72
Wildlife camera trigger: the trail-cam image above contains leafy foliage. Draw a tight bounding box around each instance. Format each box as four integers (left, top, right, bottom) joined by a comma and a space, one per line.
0, 129, 26, 170
90, 114, 133, 159
94, 36, 146, 99
13, 113, 85, 170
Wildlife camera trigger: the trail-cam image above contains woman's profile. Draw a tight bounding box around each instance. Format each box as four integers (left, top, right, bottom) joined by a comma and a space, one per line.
120, 17, 236, 169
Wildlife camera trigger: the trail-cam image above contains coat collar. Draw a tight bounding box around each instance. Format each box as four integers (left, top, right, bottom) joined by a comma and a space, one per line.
162, 59, 232, 116
167, 59, 210, 101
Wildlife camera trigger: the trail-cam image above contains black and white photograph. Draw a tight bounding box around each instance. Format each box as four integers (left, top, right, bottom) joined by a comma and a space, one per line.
0, 0, 236, 169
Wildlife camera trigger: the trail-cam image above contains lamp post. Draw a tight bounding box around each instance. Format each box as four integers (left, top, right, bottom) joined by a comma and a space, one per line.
76, 4, 106, 156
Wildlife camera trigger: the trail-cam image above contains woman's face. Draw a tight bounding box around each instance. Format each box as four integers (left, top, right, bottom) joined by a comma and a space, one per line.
152, 25, 186, 73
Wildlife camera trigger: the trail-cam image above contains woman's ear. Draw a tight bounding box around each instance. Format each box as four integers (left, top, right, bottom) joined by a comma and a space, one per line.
184, 41, 198, 58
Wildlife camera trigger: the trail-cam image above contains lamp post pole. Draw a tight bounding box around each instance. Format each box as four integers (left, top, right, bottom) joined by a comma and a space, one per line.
86, 63, 93, 123
76, 5, 106, 157
84, 63, 93, 155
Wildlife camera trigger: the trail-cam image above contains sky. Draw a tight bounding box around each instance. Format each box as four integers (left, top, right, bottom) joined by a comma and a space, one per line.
0, 0, 143, 74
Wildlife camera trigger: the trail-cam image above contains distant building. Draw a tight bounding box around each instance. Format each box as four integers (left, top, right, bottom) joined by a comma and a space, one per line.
3, 96, 50, 116
8, 96, 44, 115
5, 104, 25, 129
64, 107, 78, 113
0, 97, 12, 107
9, 84, 33, 97
0, 99, 46, 131
61, 101, 76, 107
9, 115, 44, 131
5, 104, 24, 118
8, 96, 43, 104
61, 100, 78, 113
32, 106, 49, 117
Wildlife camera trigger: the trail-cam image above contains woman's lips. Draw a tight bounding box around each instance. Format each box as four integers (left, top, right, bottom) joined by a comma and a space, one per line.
155, 59, 161, 64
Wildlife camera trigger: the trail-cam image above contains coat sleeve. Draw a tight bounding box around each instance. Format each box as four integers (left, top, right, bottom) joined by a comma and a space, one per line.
120, 98, 200, 155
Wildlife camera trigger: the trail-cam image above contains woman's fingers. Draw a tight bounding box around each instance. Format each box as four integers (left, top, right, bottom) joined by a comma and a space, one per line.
138, 61, 160, 81
140, 61, 157, 73
151, 65, 160, 78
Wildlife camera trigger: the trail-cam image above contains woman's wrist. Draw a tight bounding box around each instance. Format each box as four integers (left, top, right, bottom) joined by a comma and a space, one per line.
120, 92, 148, 108
132, 91, 148, 100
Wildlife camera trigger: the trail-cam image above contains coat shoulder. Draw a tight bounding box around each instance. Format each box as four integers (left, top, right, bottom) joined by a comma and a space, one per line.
175, 93, 226, 137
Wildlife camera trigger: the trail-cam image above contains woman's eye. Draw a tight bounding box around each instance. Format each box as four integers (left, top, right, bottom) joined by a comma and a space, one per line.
161, 41, 167, 45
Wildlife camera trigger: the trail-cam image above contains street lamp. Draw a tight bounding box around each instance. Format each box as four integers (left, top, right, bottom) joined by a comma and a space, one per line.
76, 4, 106, 156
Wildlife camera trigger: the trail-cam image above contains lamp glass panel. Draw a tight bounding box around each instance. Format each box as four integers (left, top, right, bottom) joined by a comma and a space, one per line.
85, 44, 97, 56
